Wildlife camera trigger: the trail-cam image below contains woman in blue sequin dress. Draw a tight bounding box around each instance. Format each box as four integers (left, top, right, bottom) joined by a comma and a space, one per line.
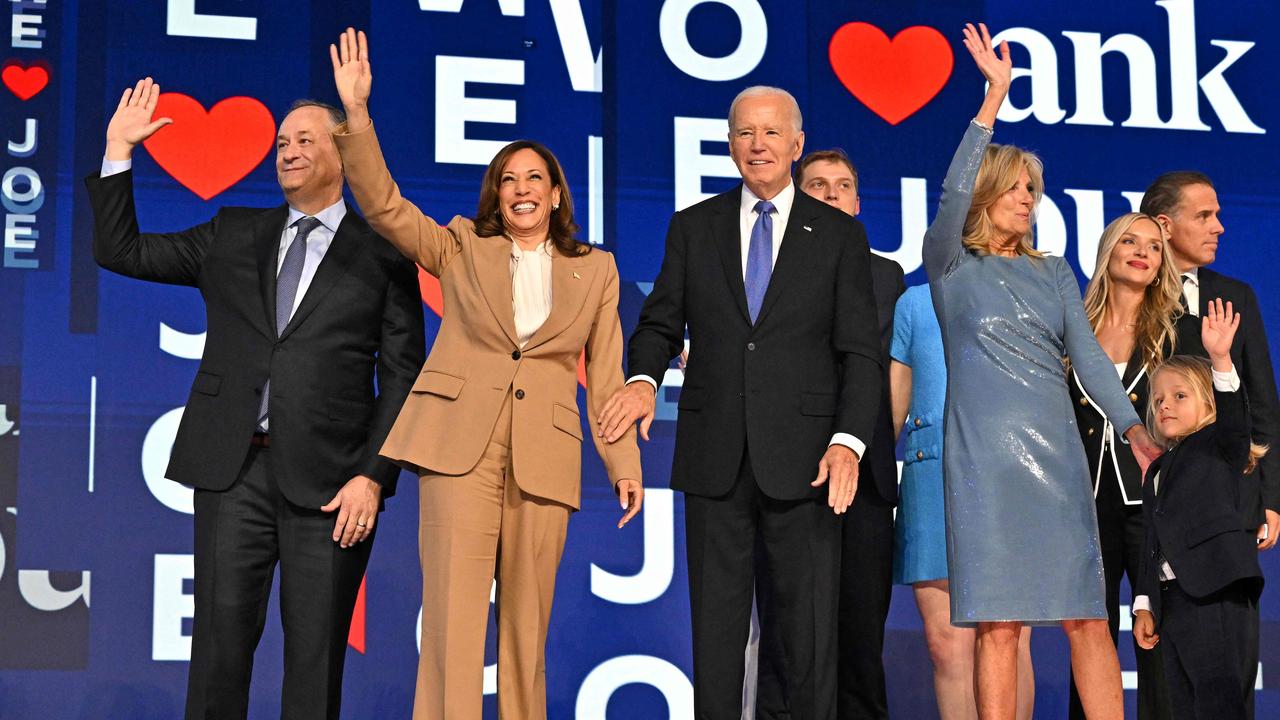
925, 24, 1163, 719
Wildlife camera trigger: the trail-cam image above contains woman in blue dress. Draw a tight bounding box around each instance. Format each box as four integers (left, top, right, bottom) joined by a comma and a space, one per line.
926, 24, 1164, 719
892, 284, 1034, 720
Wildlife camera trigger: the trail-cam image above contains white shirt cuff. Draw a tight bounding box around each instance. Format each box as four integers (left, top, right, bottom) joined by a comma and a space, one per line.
101, 156, 132, 177
625, 375, 658, 392
1212, 365, 1241, 392
1132, 595, 1152, 614
829, 433, 866, 460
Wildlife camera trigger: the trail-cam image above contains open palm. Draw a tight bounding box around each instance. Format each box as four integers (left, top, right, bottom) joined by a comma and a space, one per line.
330, 27, 372, 110
105, 77, 172, 155
1201, 297, 1239, 360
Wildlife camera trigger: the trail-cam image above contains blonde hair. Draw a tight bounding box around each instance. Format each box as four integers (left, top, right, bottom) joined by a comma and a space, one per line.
1147, 355, 1268, 474
962, 143, 1046, 258
1082, 213, 1184, 369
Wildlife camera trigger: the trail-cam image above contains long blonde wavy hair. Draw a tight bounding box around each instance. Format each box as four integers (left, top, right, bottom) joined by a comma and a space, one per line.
1146, 355, 1268, 474
962, 143, 1046, 258
1082, 213, 1184, 369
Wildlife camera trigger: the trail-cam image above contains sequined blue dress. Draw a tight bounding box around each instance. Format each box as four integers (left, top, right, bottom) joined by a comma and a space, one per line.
924, 122, 1143, 626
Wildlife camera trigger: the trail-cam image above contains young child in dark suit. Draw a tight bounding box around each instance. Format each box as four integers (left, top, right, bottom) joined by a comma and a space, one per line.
1132, 298, 1266, 720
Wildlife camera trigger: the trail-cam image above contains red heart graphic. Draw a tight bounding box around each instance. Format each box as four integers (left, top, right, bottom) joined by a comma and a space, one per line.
829, 23, 953, 125
2, 63, 49, 101
143, 93, 275, 200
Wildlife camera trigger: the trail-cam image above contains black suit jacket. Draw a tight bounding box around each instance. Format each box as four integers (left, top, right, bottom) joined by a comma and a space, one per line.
629, 186, 882, 500
861, 256, 906, 504
1193, 268, 1280, 526
1137, 383, 1264, 624
86, 170, 424, 508
1070, 314, 1203, 506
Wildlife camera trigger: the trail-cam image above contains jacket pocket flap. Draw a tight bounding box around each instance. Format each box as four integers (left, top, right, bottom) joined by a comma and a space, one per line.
552, 402, 583, 440
1186, 514, 1242, 547
411, 371, 465, 399
191, 371, 221, 396
801, 392, 837, 417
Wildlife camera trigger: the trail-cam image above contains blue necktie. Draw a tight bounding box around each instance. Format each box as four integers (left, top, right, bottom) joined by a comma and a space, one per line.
745, 200, 774, 323
258, 216, 322, 429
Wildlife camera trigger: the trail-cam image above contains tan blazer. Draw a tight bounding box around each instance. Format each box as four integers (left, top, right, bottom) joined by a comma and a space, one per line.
333, 122, 641, 510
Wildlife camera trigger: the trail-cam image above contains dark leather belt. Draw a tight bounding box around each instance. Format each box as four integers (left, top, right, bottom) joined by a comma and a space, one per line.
251, 432, 271, 448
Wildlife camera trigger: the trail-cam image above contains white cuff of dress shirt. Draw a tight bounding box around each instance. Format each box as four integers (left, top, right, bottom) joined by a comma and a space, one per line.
101, 156, 132, 177
625, 375, 658, 392
1132, 595, 1152, 614
829, 433, 866, 460
1212, 365, 1241, 392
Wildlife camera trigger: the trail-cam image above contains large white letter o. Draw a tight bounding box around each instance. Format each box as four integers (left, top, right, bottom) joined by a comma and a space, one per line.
659, 0, 767, 81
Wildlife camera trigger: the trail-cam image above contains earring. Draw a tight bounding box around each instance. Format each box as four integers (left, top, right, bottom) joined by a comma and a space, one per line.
1152, 275, 1161, 287
552, 203, 560, 211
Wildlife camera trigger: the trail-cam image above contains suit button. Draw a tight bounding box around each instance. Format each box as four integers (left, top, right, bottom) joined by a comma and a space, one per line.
914, 418, 922, 427
512, 350, 521, 360
916, 450, 925, 460
1079, 397, 1088, 406
515, 389, 525, 400
747, 342, 756, 351
1129, 392, 1139, 402
1088, 427, 1095, 436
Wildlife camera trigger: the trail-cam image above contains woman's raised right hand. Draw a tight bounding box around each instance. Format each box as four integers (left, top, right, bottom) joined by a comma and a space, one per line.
330, 27, 372, 129
961, 22, 1011, 90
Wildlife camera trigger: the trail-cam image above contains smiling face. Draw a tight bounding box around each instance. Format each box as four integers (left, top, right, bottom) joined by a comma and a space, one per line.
1105, 216, 1164, 288
275, 106, 343, 209
987, 165, 1035, 250
1160, 183, 1223, 270
729, 93, 805, 200
1151, 367, 1210, 442
497, 148, 561, 243
799, 159, 859, 216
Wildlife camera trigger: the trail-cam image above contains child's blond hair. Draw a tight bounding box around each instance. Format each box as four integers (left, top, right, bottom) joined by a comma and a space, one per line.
1147, 355, 1268, 474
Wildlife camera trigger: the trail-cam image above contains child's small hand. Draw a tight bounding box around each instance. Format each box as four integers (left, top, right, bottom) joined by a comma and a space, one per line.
1133, 610, 1159, 650
1201, 298, 1240, 370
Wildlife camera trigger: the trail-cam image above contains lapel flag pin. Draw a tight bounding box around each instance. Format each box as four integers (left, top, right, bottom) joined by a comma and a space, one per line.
572, 271, 581, 279
803, 225, 812, 232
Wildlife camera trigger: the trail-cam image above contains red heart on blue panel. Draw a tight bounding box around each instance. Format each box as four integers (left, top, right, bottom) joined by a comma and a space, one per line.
143, 93, 275, 200
828, 23, 953, 125
2, 63, 49, 101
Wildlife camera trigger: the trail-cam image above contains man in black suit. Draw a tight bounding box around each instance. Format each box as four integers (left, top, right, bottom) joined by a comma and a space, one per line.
1141, 171, 1278, 715
86, 78, 423, 719
599, 87, 882, 719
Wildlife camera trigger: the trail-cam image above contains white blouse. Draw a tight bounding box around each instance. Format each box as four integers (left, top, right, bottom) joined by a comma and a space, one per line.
510, 239, 554, 347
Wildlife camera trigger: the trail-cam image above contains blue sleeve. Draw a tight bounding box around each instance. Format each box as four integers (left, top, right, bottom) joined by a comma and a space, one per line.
1058, 259, 1142, 431
891, 289, 915, 366
923, 122, 993, 284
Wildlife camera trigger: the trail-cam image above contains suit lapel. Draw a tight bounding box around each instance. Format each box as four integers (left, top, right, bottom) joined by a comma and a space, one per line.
523, 251, 592, 351
256, 205, 291, 338
753, 195, 819, 327
711, 187, 750, 324
472, 234, 521, 347
278, 210, 361, 341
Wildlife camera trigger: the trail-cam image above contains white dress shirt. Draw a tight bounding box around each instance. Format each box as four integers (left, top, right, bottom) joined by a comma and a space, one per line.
102, 157, 346, 430
510, 239, 554, 347
1181, 268, 1200, 317
1132, 364, 1241, 615
625, 181, 866, 459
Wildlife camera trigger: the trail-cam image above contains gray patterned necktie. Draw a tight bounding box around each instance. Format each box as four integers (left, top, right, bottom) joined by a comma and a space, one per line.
258, 216, 322, 430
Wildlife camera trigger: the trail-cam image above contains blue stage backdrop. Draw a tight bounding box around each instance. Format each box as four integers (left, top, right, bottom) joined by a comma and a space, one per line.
2, 1, 1278, 717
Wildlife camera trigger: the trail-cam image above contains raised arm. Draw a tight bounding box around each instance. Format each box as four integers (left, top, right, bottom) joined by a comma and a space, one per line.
1202, 299, 1252, 471
88, 77, 210, 286
923, 24, 1009, 282
329, 28, 461, 276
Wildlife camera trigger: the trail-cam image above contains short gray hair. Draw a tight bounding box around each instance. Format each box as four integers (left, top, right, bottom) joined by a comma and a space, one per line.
286, 99, 346, 128
728, 86, 803, 133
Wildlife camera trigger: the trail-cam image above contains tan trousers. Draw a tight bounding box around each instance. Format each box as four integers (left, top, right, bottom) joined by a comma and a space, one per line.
413, 395, 571, 720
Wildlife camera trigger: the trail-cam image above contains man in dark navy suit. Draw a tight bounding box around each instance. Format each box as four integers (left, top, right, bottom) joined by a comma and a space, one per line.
599, 87, 883, 719
86, 78, 423, 719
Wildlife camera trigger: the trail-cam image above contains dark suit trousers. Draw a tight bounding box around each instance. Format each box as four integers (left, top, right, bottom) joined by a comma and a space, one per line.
685, 450, 841, 720
1069, 478, 1171, 720
1159, 580, 1257, 720
186, 445, 373, 720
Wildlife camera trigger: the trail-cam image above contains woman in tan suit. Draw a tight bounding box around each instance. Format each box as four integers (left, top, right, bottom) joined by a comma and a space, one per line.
329, 29, 643, 719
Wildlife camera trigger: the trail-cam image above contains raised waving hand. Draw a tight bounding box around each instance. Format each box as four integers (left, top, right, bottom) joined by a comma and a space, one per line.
961, 22, 1011, 128
330, 27, 372, 131
1201, 298, 1240, 371
105, 77, 173, 161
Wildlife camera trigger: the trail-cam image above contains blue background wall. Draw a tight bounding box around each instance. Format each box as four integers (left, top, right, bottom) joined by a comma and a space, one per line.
1, 1, 1277, 717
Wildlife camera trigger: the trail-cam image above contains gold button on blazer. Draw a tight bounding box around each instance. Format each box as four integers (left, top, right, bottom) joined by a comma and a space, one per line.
333, 122, 641, 510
